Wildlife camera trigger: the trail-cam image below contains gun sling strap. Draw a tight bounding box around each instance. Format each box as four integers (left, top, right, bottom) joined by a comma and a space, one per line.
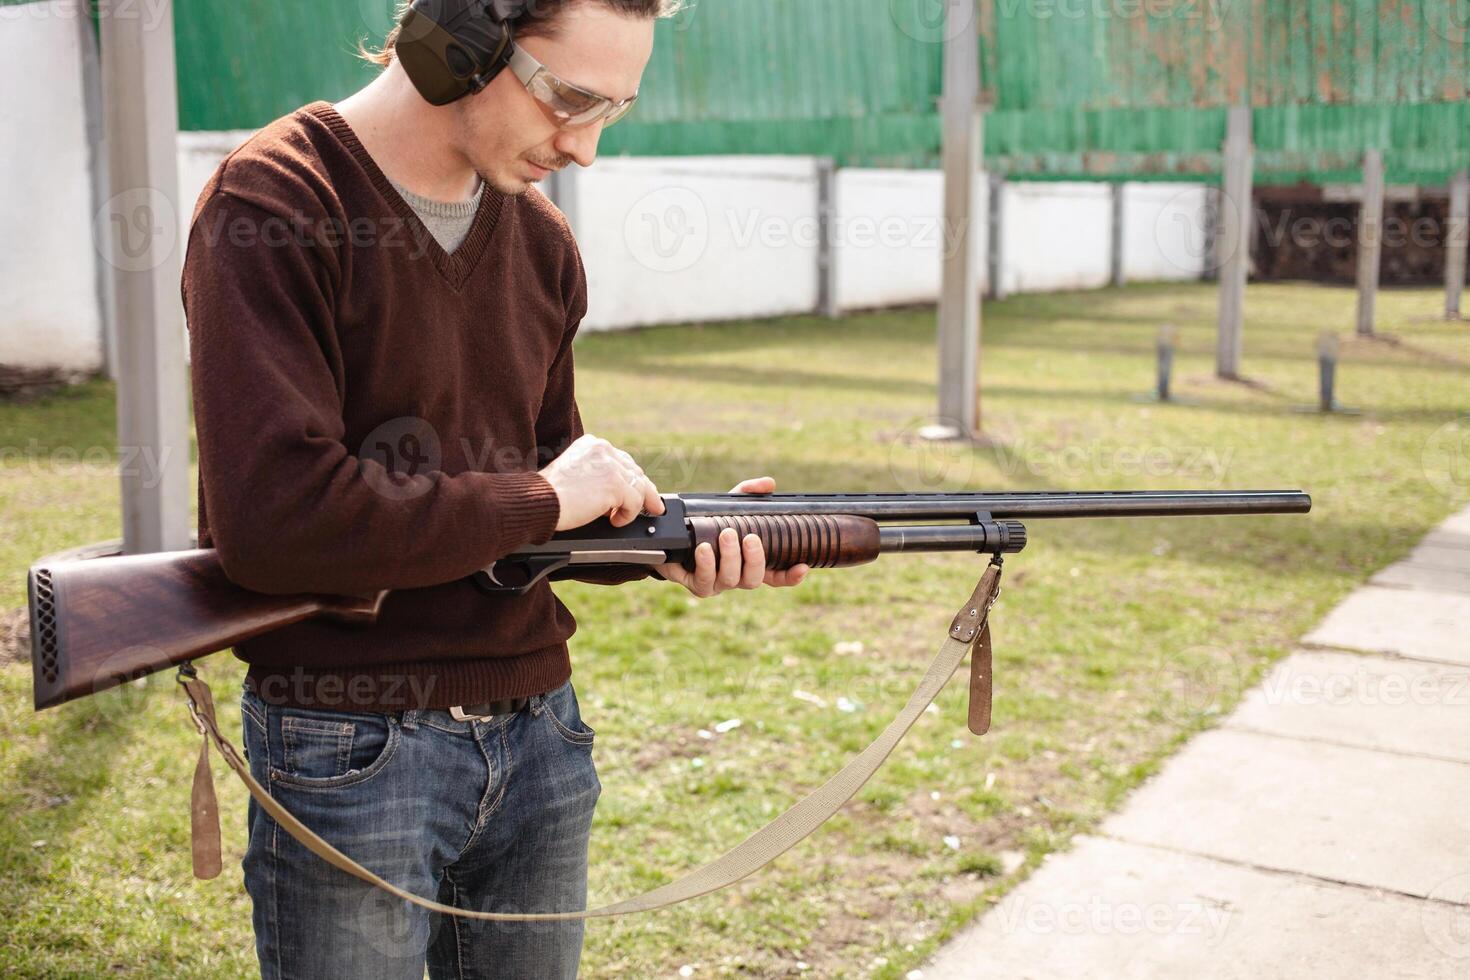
177, 558, 1003, 919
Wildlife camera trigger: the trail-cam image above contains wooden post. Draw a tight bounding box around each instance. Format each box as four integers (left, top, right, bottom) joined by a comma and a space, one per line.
1355, 149, 1385, 336
1110, 182, 1126, 288
1446, 170, 1468, 320
1216, 106, 1253, 379
815, 157, 840, 319
99, 0, 192, 552
936, 0, 983, 436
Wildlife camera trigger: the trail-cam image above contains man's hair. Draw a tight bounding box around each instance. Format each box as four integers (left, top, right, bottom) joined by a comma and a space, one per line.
362, 0, 681, 67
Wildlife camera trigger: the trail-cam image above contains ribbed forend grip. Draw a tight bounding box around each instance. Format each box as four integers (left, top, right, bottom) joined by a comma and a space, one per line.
684, 515, 881, 571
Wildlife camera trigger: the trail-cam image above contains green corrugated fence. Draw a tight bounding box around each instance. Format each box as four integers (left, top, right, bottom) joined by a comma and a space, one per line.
16, 0, 1470, 182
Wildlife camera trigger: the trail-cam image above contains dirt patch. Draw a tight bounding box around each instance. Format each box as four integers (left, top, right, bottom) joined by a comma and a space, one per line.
1, 607, 31, 665
0, 365, 88, 400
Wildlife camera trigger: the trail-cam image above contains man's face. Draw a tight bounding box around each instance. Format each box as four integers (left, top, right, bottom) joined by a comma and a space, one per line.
452, 4, 656, 195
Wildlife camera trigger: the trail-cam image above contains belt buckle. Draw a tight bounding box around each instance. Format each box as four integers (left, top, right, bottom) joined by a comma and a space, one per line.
448, 705, 492, 722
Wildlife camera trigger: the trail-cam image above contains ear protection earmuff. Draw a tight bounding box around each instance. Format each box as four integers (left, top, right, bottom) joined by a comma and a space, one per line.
396, 0, 519, 106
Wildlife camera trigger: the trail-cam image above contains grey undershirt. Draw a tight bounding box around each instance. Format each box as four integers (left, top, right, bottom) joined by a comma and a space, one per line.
390, 177, 484, 254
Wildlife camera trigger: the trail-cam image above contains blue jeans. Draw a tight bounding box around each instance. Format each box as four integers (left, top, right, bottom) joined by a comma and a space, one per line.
239, 680, 601, 979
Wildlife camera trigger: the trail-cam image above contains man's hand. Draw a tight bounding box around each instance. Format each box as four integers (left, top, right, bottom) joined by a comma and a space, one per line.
655, 477, 810, 598
540, 434, 665, 531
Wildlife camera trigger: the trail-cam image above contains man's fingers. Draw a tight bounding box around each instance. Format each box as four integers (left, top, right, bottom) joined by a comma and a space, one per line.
739, 533, 765, 588
641, 475, 665, 515
695, 540, 720, 595
608, 476, 647, 526
764, 563, 809, 588
715, 528, 743, 589
729, 476, 776, 495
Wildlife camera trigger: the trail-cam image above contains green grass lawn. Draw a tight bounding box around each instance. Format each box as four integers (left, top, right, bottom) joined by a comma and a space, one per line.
2, 282, 1467, 978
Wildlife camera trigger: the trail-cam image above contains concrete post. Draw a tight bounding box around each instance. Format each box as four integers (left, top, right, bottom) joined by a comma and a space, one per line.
815, 157, 839, 319
99, 0, 192, 552
544, 167, 578, 231
1445, 170, 1468, 320
1110, 182, 1126, 288
76, 10, 116, 380
1355, 149, 1385, 337
936, 0, 983, 436
1216, 106, 1253, 379
987, 173, 1006, 300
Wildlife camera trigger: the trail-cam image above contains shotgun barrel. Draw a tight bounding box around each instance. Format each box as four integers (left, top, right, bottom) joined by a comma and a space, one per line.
677, 490, 1312, 520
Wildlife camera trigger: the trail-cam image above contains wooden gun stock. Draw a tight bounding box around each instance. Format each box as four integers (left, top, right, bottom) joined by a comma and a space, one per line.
29, 549, 385, 711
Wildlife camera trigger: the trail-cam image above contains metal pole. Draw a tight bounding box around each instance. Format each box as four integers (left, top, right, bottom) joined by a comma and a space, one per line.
99, 0, 192, 552
1110, 182, 1126, 288
936, 0, 983, 436
1156, 325, 1176, 402
1355, 149, 1385, 337
1317, 332, 1339, 412
815, 157, 839, 319
1216, 106, 1253, 379
1446, 170, 1468, 320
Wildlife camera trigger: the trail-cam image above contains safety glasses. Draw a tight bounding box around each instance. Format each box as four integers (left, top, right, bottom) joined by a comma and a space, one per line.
507, 45, 638, 129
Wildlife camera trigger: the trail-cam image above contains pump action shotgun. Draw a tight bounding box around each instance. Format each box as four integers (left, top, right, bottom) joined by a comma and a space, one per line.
27, 489, 1310, 710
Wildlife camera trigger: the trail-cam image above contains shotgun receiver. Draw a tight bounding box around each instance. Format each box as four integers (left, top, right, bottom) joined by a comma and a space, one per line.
27, 489, 1310, 710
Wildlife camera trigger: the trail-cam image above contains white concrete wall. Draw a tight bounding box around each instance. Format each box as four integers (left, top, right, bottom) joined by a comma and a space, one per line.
2, 65, 1216, 365
999, 181, 1115, 295
568, 156, 820, 331
177, 130, 254, 230
1122, 183, 1211, 281
0, 2, 103, 375
833, 168, 988, 310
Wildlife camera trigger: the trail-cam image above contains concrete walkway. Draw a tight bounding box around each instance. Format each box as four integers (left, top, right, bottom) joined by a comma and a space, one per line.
922, 506, 1470, 979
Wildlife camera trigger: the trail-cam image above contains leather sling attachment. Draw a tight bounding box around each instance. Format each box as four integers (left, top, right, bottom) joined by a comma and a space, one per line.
177, 557, 1005, 919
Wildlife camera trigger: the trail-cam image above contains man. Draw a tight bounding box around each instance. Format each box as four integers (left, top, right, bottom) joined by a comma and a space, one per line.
181, 1, 806, 976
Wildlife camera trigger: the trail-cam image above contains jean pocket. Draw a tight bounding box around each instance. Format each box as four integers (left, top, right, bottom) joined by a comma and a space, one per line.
271, 710, 400, 790
537, 683, 596, 748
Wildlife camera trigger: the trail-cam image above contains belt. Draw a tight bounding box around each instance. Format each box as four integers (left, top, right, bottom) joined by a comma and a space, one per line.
447, 697, 529, 721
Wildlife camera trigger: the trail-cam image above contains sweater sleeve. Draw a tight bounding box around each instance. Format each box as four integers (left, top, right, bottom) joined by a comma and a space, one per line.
183, 190, 561, 596
533, 243, 657, 588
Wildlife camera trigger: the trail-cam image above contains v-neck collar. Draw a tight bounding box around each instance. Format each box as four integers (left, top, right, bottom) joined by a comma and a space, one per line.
306, 101, 504, 290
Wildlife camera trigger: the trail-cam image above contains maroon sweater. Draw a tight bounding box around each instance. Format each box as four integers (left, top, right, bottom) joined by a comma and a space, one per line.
182, 102, 648, 712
